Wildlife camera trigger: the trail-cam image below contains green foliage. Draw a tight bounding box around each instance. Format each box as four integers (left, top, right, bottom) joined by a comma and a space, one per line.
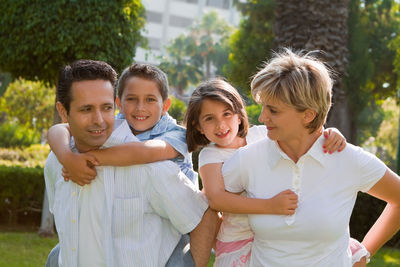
362, 97, 399, 170
0, 166, 44, 225
0, 122, 40, 148
159, 11, 233, 96
0, 144, 50, 167
246, 104, 262, 126
225, 0, 275, 95
0, 78, 55, 135
168, 96, 187, 124
345, 0, 400, 144
0, 0, 145, 84
0, 72, 11, 97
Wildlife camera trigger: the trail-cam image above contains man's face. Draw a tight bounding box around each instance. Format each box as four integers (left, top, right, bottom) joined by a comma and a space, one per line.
57, 79, 115, 152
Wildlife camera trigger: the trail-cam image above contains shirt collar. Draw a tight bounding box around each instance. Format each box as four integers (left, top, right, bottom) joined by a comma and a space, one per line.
135, 113, 176, 140
266, 134, 327, 168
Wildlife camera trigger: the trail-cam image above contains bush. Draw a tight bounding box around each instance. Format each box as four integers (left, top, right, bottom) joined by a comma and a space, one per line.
0, 121, 41, 147
0, 165, 44, 225
0, 144, 49, 167
246, 104, 262, 126
169, 96, 187, 124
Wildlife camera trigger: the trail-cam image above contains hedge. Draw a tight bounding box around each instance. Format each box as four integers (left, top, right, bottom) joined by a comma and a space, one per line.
0, 165, 44, 225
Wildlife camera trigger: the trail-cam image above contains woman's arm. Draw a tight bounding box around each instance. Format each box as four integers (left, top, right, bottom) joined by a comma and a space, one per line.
362, 168, 400, 256
200, 163, 298, 214
87, 139, 179, 166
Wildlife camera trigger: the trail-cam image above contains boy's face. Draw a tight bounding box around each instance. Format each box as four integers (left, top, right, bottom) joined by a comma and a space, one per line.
117, 77, 170, 135
56, 79, 115, 153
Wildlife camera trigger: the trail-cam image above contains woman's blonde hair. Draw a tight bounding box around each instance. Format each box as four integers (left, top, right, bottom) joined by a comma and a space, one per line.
251, 49, 333, 133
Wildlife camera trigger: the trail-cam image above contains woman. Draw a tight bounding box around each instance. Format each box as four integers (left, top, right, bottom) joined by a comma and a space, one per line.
222, 49, 400, 266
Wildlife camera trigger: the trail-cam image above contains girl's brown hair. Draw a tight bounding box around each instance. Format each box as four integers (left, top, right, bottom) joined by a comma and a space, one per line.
184, 79, 249, 152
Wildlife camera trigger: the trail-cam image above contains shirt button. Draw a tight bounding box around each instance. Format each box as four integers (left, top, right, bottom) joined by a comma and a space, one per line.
72, 219, 76, 223
72, 192, 76, 196
72, 247, 76, 251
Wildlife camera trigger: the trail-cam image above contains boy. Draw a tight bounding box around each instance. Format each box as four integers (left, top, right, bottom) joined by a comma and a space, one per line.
48, 63, 198, 188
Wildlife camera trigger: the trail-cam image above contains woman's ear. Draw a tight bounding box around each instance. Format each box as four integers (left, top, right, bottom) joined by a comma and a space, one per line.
303, 109, 317, 125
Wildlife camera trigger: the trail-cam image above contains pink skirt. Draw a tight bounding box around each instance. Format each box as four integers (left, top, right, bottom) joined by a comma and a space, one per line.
214, 237, 254, 267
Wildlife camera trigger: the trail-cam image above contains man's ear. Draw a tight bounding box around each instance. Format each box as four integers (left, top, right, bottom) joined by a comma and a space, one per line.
162, 98, 172, 115
116, 97, 123, 113
303, 109, 317, 125
56, 102, 68, 123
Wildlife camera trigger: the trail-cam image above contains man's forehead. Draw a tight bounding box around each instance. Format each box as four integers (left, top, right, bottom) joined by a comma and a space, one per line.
70, 80, 114, 104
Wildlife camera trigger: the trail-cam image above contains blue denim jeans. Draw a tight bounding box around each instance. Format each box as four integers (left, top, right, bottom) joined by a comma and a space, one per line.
45, 234, 194, 267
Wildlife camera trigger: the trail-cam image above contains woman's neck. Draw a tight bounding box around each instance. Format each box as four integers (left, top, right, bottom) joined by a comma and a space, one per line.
277, 128, 323, 163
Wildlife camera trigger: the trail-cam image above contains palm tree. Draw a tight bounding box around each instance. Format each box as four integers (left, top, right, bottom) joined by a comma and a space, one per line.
274, 0, 351, 139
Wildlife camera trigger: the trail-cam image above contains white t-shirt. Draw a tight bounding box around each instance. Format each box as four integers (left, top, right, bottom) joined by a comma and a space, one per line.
199, 125, 267, 242
222, 135, 387, 267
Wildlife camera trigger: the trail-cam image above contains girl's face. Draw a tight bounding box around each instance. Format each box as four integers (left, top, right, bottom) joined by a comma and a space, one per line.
197, 99, 244, 149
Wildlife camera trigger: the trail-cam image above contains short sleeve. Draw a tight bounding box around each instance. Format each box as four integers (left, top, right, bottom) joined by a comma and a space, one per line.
147, 161, 208, 234
199, 146, 234, 168
154, 128, 188, 158
222, 149, 247, 193
354, 146, 387, 192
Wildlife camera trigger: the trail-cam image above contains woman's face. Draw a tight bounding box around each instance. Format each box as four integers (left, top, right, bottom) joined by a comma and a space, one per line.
258, 98, 309, 142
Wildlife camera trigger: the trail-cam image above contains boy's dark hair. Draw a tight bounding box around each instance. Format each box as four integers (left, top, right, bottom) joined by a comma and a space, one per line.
184, 78, 249, 152
57, 59, 118, 113
117, 63, 169, 101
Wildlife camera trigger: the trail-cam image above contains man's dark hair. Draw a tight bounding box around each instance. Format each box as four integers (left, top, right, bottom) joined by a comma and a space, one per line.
57, 59, 118, 113
117, 63, 169, 101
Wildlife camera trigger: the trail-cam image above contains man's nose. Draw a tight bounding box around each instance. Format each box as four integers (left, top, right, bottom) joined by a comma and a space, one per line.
92, 110, 104, 124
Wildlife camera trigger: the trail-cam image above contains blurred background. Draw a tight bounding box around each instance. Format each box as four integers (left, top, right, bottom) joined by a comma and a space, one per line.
0, 0, 399, 266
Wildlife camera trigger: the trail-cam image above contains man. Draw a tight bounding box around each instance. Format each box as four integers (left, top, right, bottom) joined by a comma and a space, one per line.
44, 59, 216, 267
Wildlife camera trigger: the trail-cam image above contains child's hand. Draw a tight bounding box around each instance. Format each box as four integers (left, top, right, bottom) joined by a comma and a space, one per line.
62, 152, 98, 186
270, 189, 298, 215
323, 128, 346, 154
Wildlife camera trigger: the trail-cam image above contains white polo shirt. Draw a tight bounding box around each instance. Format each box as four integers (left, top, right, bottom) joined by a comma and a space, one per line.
222, 135, 387, 267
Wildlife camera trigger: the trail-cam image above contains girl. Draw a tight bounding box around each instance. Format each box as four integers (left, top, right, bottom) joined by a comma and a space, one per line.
184, 79, 347, 266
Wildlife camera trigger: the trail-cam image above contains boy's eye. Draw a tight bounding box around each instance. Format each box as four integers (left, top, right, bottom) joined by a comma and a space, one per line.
146, 97, 156, 102
126, 97, 137, 101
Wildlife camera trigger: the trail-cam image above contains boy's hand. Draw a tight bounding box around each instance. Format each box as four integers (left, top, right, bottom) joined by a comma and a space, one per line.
269, 189, 298, 215
323, 128, 346, 154
62, 152, 98, 186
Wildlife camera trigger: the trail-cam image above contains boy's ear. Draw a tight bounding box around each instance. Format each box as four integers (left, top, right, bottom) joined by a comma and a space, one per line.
303, 108, 316, 125
162, 98, 172, 115
116, 97, 123, 112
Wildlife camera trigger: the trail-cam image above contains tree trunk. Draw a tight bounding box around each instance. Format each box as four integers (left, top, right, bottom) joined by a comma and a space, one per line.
274, 0, 352, 140
38, 190, 55, 237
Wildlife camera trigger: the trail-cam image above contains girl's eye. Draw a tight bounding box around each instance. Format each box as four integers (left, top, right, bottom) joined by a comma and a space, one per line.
204, 117, 213, 121
223, 111, 233, 117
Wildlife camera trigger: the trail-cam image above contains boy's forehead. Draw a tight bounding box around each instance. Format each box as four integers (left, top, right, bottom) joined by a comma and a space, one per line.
125, 76, 163, 96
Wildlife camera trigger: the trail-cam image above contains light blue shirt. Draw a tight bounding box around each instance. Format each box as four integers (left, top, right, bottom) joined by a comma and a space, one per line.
44, 119, 208, 267
117, 112, 198, 188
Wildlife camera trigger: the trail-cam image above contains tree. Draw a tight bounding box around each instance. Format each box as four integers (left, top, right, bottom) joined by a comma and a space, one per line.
0, 79, 55, 138
159, 36, 203, 97
159, 11, 232, 97
225, 0, 275, 94
0, 0, 145, 84
274, 0, 352, 139
0, 0, 145, 237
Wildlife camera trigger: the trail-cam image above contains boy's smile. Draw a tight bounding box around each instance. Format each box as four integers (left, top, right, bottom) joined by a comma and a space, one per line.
117, 77, 170, 135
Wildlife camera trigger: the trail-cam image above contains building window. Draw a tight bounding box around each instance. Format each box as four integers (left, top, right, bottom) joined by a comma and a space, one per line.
206, 0, 230, 9
148, 37, 161, 50
146, 11, 162, 23
169, 15, 193, 28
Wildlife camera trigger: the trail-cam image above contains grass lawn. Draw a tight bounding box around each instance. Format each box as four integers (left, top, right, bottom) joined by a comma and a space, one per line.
0, 231, 399, 267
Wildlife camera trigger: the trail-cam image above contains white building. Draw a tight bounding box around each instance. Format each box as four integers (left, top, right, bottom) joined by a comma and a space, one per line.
135, 0, 242, 64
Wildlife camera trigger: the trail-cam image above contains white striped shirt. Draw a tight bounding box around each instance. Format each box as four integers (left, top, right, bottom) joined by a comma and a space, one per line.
44, 119, 208, 267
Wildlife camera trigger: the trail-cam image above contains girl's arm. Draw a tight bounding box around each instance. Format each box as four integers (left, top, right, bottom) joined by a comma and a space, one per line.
47, 123, 98, 186
200, 163, 298, 214
362, 168, 400, 257
87, 139, 179, 166
323, 127, 346, 153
